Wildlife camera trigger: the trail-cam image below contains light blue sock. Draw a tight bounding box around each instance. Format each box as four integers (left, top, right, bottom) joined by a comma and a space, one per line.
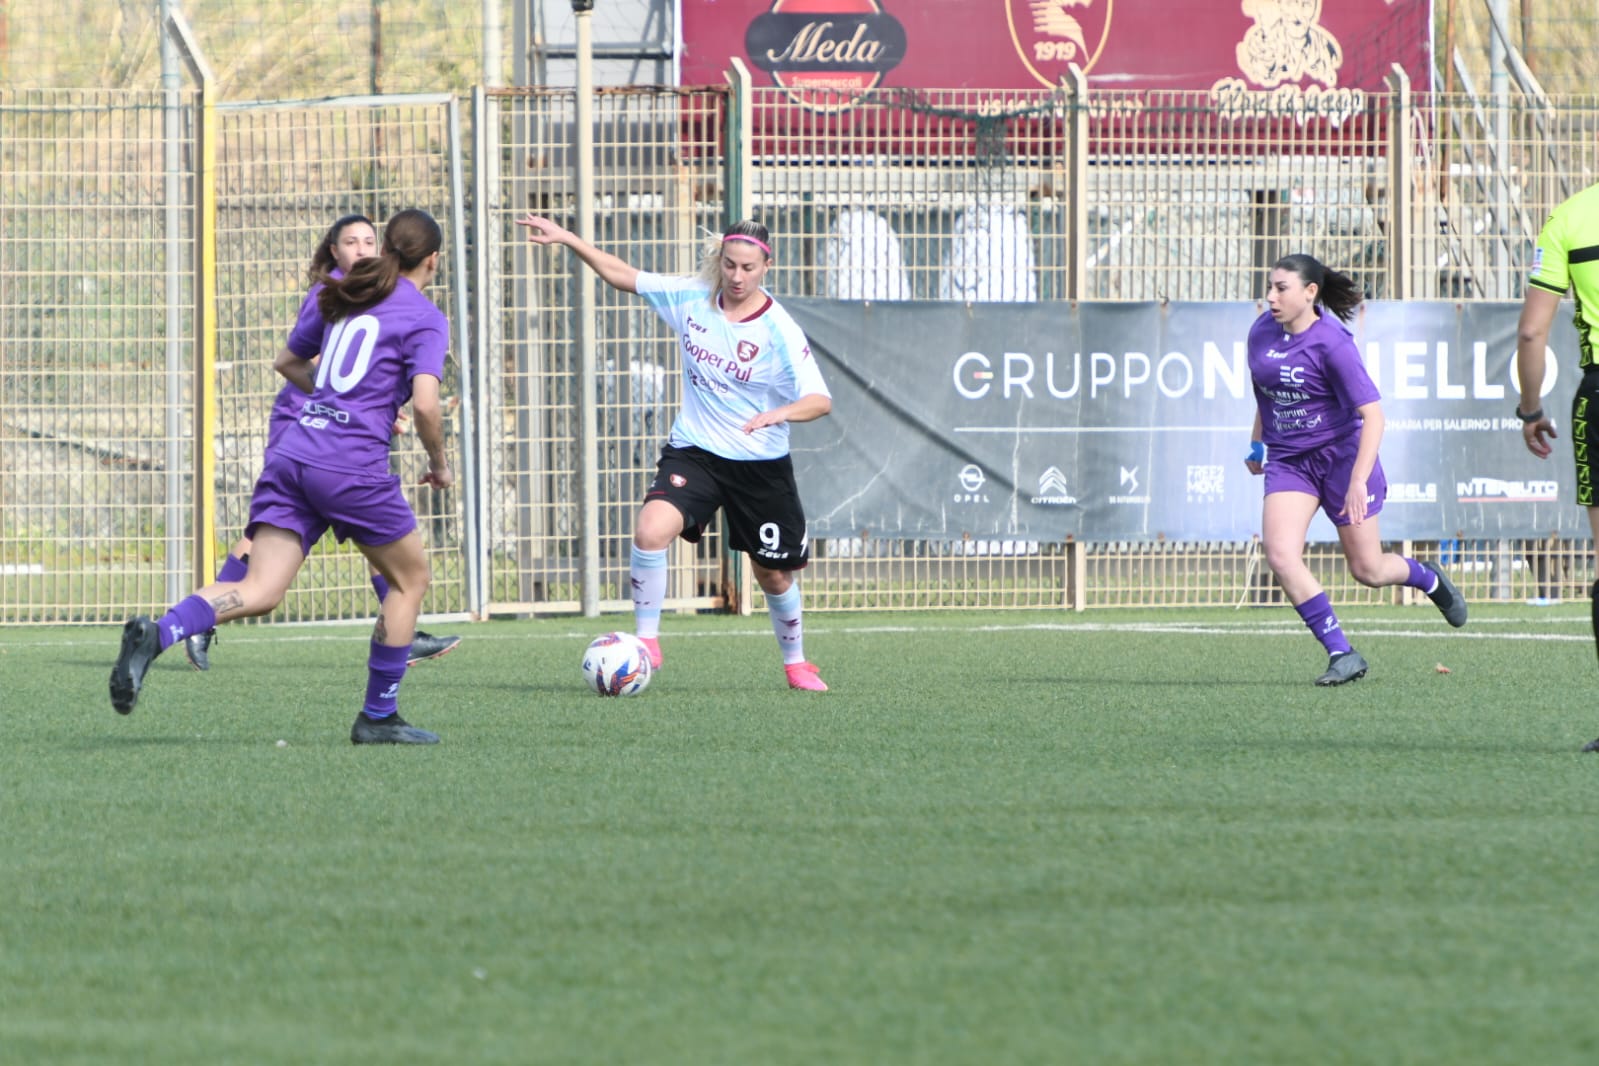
630, 544, 668, 639
765, 583, 805, 665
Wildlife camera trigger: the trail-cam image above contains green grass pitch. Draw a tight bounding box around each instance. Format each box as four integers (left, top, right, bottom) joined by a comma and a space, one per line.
5, 607, 1599, 1065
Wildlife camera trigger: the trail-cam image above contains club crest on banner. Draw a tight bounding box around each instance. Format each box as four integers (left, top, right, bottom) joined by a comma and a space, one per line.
1005, 0, 1113, 88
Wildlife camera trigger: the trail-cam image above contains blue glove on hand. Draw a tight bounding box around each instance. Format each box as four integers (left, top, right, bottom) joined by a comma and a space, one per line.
1247, 440, 1265, 464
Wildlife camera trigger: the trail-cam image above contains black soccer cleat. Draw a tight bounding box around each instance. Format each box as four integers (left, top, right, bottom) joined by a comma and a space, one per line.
1582, 737, 1599, 753
350, 711, 440, 745
406, 631, 461, 667
183, 630, 213, 672
1423, 563, 1468, 628
110, 616, 163, 715
1315, 650, 1369, 687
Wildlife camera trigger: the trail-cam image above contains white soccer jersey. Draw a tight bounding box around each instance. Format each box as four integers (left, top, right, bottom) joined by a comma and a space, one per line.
636, 272, 830, 461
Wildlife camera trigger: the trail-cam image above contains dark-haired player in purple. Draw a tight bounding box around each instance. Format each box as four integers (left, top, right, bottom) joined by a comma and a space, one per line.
1245, 253, 1467, 686
111, 209, 454, 744
181, 213, 460, 673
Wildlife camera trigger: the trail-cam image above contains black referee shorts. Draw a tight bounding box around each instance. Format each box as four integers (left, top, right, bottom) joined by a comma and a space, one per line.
1575, 370, 1599, 507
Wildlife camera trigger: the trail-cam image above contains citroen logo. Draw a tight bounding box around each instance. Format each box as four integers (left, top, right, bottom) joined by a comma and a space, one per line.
1038, 466, 1069, 496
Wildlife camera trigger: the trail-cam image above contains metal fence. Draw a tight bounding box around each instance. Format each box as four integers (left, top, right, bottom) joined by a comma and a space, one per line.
6, 78, 1599, 624
1, 89, 195, 622
480, 86, 729, 617
212, 93, 470, 624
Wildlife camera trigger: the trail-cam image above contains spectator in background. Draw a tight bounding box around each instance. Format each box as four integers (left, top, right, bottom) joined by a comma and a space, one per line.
183, 213, 460, 673
1245, 253, 1467, 686
1513, 180, 1599, 749
111, 209, 455, 744
824, 208, 911, 301
517, 212, 834, 691
938, 205, 1037, 303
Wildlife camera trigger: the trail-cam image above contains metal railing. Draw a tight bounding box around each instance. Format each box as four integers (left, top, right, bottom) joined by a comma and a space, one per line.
6, 79, 1599, 623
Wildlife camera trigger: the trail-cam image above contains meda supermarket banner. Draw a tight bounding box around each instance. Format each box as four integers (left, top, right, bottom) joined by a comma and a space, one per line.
785, 300, 1582, 543
679, 0, 1431, 127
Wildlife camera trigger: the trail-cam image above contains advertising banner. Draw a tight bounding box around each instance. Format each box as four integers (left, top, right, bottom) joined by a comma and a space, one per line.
679, 0, 1431, 133
786, 299, 1582, 542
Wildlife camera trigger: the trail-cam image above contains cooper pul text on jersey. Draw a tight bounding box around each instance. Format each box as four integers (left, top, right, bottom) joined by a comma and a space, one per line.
273, 277, 448, 476
1247, 310, 1379, 459
635, 272, 830, 461
1528, 181, 1599, 370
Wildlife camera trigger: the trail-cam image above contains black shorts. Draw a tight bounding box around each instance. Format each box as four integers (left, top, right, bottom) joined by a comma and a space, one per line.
644, 444, 811, 570
1575, 370, 1599, 506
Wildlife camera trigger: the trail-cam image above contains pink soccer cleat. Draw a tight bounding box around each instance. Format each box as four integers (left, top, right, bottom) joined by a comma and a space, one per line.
638, 635, 663, 670
784, 661, 828, 692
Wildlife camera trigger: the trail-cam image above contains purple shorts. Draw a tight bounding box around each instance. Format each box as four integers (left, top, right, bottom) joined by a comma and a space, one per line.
247, 451, 417, 556
1263, 441, 1387, 527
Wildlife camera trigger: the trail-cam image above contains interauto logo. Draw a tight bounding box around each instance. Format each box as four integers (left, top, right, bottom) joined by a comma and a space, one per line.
1456, 477, 1558, 503
745, 0, 908, 113
1005, 0, 1113, 89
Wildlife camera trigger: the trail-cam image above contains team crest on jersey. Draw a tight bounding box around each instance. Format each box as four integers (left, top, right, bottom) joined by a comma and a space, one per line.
737, 340, 760, 363
670, 473, 688, 488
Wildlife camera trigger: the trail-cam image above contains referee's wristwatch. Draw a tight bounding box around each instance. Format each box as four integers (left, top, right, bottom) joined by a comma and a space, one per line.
1515, 404, 1545, 424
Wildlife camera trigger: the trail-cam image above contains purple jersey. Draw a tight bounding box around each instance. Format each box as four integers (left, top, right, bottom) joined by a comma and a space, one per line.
1247, 310, 1379, 459
272, 277, 448, 475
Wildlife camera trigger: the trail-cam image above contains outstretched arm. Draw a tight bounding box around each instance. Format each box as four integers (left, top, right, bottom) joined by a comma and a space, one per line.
516, 214, 640, 294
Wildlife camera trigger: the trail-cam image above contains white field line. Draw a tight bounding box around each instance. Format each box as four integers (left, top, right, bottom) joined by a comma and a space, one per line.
16, 615, 1595, 650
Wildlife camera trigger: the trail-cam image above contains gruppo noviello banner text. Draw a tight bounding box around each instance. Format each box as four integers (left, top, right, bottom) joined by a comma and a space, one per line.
786, 300, 1581, 542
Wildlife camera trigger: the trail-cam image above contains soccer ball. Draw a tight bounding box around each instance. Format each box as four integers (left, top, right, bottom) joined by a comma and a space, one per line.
581, 632, 652, 697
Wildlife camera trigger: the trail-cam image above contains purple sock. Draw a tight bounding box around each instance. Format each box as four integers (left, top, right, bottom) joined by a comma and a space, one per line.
370, 573, 390, 606
1402, 557, 1436, 593
155, 595, 219, 652
362, 640, 412, 718
216, 553, 249, 584
1294, 592, 1353, 656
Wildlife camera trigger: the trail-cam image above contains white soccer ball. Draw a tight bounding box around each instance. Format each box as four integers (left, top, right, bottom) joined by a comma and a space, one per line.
581, 632, 652, 697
